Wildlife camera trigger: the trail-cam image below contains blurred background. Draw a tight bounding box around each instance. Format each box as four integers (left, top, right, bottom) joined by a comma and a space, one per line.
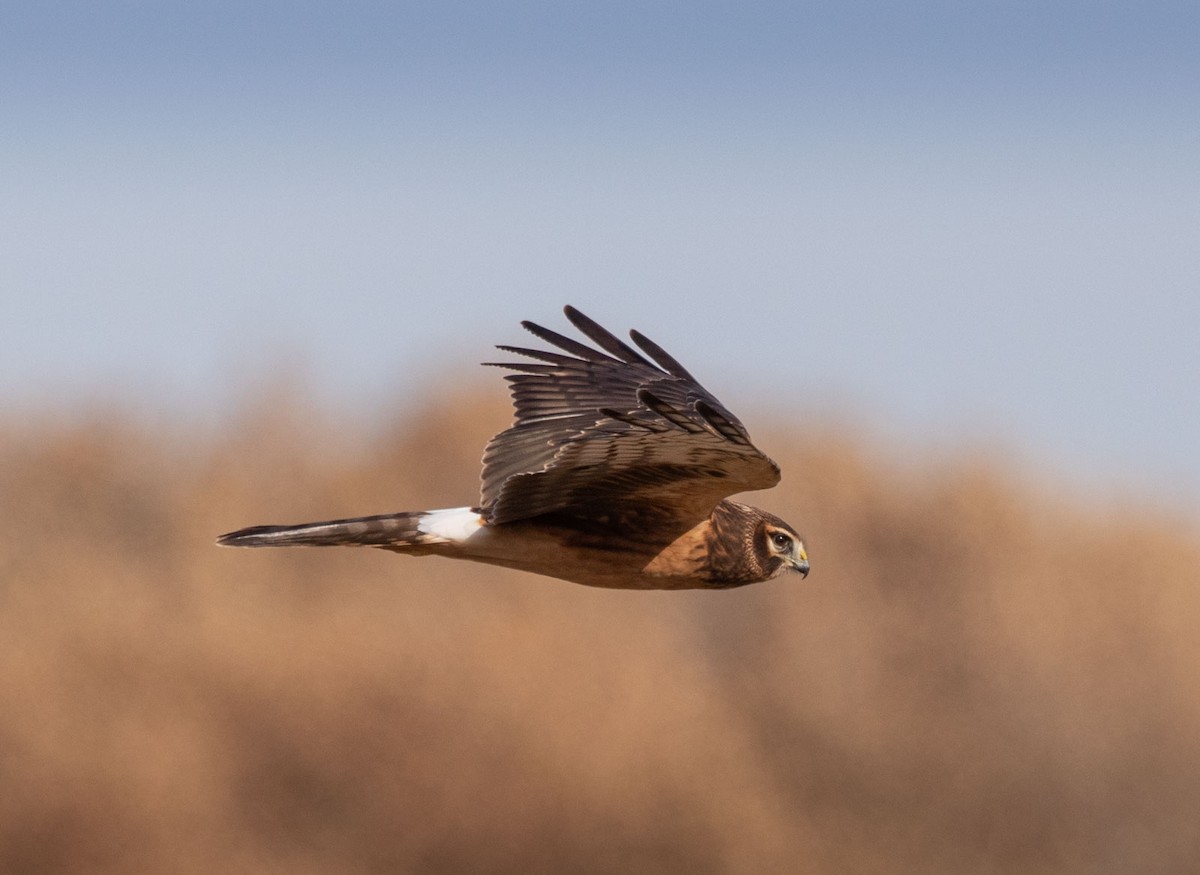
2, 2, 1199, 872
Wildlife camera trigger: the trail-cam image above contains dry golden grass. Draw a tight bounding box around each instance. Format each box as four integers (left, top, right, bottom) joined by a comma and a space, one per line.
2, 389, 1198, 873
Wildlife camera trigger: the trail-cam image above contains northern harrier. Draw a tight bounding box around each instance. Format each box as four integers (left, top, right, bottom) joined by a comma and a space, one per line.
218, 306, 808, 589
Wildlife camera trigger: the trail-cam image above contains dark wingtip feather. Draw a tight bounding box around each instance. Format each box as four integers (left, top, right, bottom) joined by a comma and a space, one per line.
629, 329, 697, 381
563, 306, 653, 366
520, 319, 609, 362
486, 344, 580, 367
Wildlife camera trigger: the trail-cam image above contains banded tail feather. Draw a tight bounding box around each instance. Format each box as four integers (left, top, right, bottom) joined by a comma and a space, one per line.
217, 507, 484, 551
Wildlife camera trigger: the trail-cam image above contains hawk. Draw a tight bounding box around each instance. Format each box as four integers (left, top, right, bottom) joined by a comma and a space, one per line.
218, 306, 808, 589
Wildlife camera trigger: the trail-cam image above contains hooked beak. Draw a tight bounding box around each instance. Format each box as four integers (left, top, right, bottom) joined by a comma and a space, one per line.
792, 547, 810, 579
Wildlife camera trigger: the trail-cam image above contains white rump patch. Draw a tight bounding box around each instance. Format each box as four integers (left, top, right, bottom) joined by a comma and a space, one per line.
417, 507, 484, 543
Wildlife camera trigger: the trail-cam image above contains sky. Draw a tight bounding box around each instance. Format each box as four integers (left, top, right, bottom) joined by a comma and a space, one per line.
3, 1, 1199, 512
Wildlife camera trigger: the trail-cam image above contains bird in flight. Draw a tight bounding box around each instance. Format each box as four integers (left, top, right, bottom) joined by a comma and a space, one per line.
218, 306, 808, 589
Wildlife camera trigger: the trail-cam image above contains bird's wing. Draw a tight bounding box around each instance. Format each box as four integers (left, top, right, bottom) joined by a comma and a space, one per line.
480, 306, 781, 527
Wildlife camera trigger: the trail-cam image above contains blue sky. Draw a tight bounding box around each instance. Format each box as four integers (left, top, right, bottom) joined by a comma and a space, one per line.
3, 2, 1199, 511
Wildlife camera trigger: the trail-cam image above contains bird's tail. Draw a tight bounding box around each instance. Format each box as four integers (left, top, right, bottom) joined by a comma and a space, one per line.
216, 506, 484, 553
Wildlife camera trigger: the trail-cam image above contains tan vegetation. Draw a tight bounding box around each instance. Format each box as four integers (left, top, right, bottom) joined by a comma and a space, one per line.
2, 388, 1198, 873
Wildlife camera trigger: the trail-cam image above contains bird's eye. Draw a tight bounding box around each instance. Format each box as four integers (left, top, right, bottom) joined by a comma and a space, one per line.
770, 531, 791, 550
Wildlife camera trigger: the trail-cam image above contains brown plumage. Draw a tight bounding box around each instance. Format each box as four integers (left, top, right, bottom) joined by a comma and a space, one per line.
218, 306, 809, 589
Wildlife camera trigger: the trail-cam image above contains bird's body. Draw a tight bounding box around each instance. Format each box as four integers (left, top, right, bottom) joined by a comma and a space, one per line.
224, 500, 800, 589
219, 307, 808, 589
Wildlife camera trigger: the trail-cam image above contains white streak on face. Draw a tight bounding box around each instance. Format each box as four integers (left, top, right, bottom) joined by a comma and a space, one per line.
418, 507, 484, 543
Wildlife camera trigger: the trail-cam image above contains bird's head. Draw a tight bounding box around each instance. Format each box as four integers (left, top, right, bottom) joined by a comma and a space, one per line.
756, 514, 809, 580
